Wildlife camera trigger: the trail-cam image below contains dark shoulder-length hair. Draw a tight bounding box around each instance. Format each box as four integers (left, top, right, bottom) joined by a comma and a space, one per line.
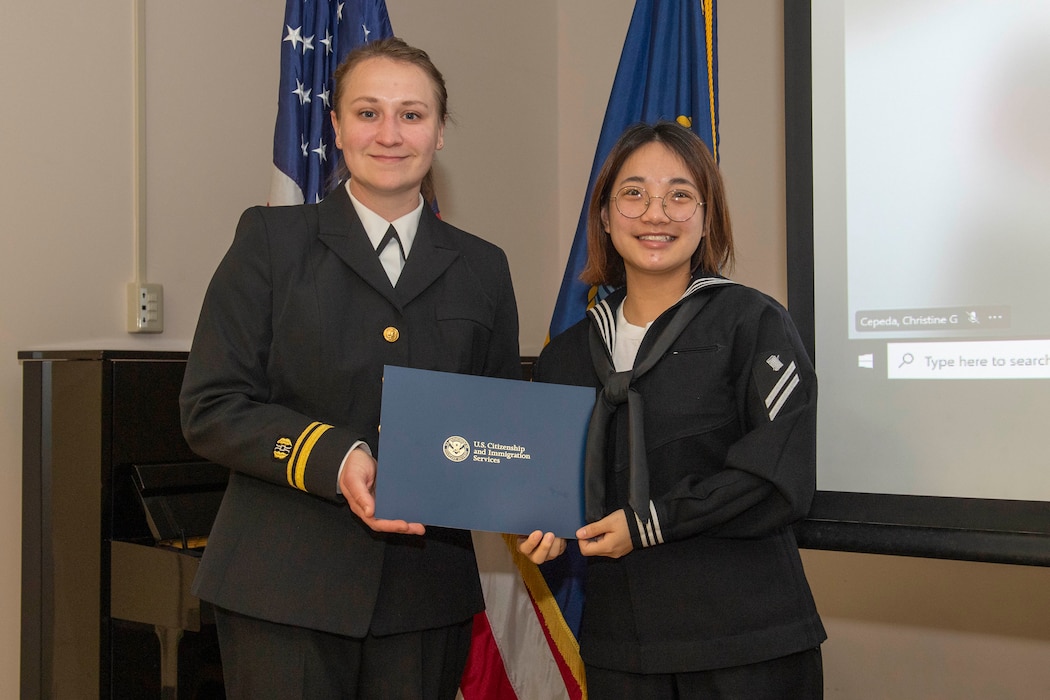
579, 121, 735, 288
328, 37, 449, 203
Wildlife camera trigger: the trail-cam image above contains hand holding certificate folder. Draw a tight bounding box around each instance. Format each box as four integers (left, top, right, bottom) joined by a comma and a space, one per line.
376, 366, 594, 538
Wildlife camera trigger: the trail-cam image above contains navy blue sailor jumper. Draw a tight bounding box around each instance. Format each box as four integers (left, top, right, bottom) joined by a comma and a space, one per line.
534, 274, 826, 674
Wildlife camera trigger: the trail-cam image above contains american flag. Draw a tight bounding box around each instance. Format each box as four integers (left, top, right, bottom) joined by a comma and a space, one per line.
268, 0, 392, 206
461, 532, 585, 699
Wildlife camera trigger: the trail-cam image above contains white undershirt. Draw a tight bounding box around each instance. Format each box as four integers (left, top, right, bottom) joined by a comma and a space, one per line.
613, 300, 652, 371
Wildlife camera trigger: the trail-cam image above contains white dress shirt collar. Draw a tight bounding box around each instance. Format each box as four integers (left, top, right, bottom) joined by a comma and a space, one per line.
344, 181, 424, 258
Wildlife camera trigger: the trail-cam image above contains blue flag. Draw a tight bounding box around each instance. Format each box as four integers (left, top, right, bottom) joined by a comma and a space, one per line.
269, 0, 393, 205
548, 0, 719, 338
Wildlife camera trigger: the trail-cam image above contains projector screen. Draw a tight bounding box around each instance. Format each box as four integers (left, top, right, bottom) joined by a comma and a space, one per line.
785, 0, 1050, 564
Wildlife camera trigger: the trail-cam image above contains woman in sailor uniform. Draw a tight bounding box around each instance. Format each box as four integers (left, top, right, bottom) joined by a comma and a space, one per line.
520, 121, 825, 699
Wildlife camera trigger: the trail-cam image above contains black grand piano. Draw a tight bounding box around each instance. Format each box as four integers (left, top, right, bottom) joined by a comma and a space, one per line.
20, 351, 227, 699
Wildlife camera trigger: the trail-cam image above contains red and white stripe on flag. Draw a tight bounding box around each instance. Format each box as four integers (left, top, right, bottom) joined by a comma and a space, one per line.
459, 532, 584, 699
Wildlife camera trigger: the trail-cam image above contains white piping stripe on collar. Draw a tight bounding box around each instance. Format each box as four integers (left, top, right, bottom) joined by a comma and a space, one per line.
590, 299, 617, 359
683, 276, 737, 297
588, 277, 737, 355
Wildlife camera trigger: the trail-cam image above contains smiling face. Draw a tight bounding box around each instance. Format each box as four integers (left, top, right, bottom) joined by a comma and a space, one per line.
601, 141, 705, 287
330, 56, 445, 220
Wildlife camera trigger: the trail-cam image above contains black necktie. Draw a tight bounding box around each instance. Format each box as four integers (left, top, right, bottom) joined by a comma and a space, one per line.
377, 224, 406, 262
584, 291, 716, 525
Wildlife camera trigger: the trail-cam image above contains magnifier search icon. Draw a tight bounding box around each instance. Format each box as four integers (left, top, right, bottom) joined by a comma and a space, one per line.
898, 352, 914, 369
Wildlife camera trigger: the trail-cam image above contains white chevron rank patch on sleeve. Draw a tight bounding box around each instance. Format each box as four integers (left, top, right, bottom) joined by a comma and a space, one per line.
756, 352, 800, 421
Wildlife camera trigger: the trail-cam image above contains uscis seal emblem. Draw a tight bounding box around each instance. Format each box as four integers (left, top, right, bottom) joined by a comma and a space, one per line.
443, 436, 470, 462
273, 437, 293, 461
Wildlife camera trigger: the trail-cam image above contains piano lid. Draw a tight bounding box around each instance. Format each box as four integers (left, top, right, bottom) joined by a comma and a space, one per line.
132, 461, 229, 549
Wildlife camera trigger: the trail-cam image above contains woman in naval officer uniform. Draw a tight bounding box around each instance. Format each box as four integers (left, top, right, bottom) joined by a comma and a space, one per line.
181, 37, 519, 699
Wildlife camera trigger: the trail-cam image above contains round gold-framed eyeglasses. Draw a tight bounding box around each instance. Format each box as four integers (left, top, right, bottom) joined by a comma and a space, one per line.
612, 186, 703, 222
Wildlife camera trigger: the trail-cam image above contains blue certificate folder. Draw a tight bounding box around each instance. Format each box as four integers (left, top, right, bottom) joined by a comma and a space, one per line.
376, 365, 594, 538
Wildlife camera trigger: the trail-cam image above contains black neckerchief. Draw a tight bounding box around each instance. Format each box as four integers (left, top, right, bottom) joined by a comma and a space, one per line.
584, 276, 737, 525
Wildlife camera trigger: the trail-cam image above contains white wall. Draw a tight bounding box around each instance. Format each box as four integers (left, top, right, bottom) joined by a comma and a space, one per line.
3, 1, 1049, 698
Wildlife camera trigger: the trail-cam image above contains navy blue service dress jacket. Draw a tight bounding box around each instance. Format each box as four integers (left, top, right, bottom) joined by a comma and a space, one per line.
181, 185, 520, 638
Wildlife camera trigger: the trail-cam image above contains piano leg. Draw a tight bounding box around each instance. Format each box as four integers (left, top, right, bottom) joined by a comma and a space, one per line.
155, 624, 183, 700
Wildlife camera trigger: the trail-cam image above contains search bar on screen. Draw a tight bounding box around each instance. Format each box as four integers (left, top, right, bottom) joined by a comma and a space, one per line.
887, 340, 1050, 379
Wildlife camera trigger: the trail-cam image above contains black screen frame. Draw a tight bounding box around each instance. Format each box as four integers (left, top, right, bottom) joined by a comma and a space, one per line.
783, 0, 1050, 567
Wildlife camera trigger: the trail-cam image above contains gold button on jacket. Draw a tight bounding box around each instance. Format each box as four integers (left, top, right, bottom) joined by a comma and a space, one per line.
383, 326, 400, 343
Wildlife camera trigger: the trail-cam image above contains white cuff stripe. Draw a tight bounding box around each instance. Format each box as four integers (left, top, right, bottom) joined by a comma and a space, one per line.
635, 502, 664, 548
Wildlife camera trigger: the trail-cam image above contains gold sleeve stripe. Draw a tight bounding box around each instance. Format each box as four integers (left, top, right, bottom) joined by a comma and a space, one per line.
286, 422, 333, 492
287, 422, 320, 487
